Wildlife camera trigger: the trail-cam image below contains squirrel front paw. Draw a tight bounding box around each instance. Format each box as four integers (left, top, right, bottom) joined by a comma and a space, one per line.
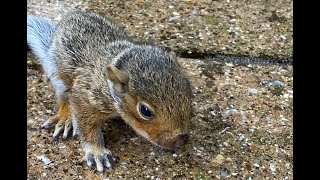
83, 144, 116, 172
41, 113, 73, 139
41, 100, 78, 139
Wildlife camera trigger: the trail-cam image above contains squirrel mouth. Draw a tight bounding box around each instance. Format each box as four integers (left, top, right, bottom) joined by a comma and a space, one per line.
131, 125, 189, 150
157, 133, 189, 150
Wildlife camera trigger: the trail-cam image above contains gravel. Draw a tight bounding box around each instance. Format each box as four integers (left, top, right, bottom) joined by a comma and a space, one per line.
27, 1, 292, 179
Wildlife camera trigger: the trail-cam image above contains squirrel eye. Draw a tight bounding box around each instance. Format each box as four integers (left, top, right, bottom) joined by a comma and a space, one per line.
139, 103, 154, 120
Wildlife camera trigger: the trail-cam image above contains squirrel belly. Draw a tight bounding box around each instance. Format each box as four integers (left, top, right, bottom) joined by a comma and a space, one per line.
27, 10, 193, 172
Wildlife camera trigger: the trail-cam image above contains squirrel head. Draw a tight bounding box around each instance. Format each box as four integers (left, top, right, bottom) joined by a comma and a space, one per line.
107, 45, 193, 150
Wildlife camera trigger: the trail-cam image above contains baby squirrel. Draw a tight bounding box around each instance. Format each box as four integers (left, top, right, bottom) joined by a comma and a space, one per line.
27, 10, 193, 172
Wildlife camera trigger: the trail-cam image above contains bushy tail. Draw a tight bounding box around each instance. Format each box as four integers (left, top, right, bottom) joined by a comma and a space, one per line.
27, 15, 56, 77
27, 15, 56, 60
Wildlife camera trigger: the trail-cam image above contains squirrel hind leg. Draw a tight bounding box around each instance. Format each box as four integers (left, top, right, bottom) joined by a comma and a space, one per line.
41, 98, 72, 140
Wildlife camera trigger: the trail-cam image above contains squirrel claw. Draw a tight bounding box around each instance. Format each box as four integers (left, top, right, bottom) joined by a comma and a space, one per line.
62, 121, 72, 139
41, 114, 59, 129
52, 122, 64, 139
72, 133, 79, 139
41, 114, 72, 140
84, 146, 115, 172
86, 154, 95, 167
72, 123, 79, 139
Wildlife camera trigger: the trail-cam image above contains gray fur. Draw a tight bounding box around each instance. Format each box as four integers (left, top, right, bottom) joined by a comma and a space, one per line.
27, 15, 56, 78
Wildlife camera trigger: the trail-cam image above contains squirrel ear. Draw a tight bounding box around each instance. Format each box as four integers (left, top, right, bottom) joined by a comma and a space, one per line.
106, 65, 129, 85
106, 65, 129, 96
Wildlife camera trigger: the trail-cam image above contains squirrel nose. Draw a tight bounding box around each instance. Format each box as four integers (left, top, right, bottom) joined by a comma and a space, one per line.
173, 133, 189, 149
